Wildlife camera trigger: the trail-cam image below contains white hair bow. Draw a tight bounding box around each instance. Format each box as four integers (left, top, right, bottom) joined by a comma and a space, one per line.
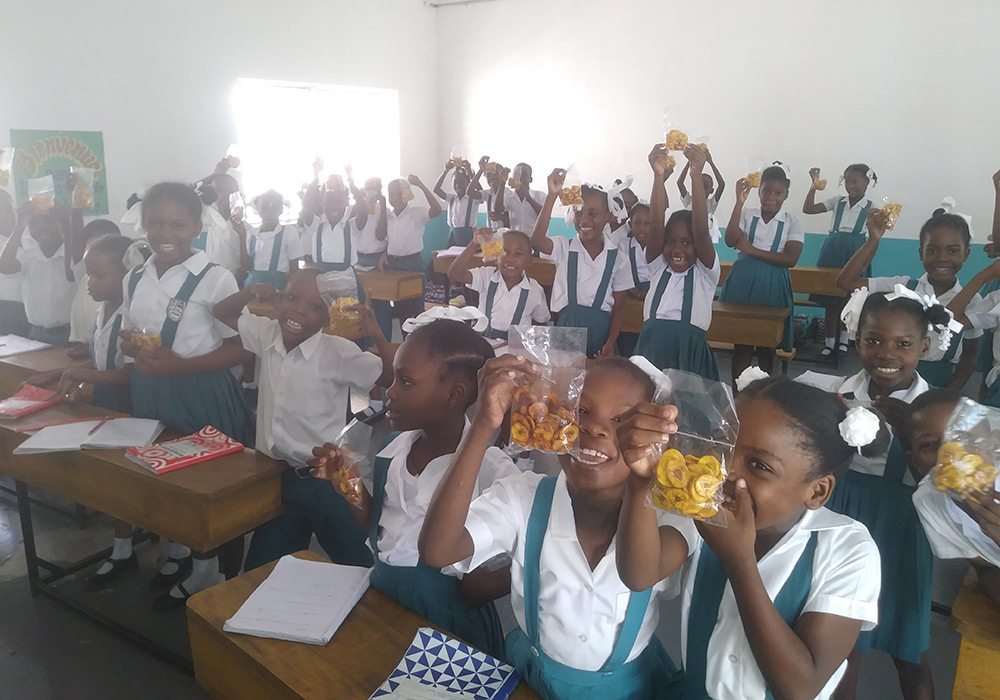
120, 200, 144, 237
840, 287, 870, 341
884, 283, 964, 352
771, 161, 792, 179
401, 305, 489, 334
839, 406, 881, 454
122, 241, 147, 269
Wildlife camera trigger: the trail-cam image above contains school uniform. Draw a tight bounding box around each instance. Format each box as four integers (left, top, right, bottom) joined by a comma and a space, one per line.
503, 189, 546, 234
467, 267, 550, 340
122, 251, 254, 445
88, 303, 131, 414
960, 290, 1000, 406
809, 196, 873, 307
480, 187, 503, 232
0, 233, 28, 336
239, 312, 382, 571
868, 274, 982, 387
718, 208, 803, 351
544, 236, 632, 357
194, 206, 242, 276
386, 204, 431, 271
824, 370, 932, 663
670, 507, 880, 700
974, 280, 1000, 380
614, 233, 650, 356
913, 473, 1000, 568
69, 258, 100, 344
355, 203, 387, 271
369, 428, 519, 659
635, 255, 721, 380
606, 222, 630, 249
454, 471, 699, 700
446, 193, 481, 247
244, 224, 303, 289
302, 214, 367, 303
680, 194, 722, 243
14, 239, 74, 346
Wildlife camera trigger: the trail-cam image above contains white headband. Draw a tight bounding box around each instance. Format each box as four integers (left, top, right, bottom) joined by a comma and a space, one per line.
401, 305, 489, 334
735, 366, 770, 392
840, 284, 963, 352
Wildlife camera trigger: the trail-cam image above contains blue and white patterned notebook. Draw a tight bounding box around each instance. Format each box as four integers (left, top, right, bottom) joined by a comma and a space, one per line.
370, 627, 520, 699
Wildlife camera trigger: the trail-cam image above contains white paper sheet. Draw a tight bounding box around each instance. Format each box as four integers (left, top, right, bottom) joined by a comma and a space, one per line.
0, 335, 51, 358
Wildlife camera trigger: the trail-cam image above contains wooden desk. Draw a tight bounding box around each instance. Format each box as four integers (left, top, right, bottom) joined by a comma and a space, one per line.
950, 570, 1000, 700
719, 261, 844, 298
357, 270, 424, 302
622, 298, 790, 348
187, 551, 541, 700
433, 251, 556, 287
0, 346, 79, 396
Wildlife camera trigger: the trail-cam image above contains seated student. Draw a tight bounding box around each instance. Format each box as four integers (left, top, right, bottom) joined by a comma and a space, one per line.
469, 156, 509, 231
433, 159, 481, 247
447, 228, 550, 341
237, 190, 303, 289
0, 201, 75, 346
677, 146, 726, 243
908, 389, 1000, 607
616, 374, 883, 700
213, 269, 392, 570
310, 317, 517, 658
495, 163, 545, 235
420, 357, 697, 699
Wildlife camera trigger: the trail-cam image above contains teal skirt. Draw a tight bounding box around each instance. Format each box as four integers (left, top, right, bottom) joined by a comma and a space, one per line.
984, 379, 1000, 408
244, 270, 287, 290
130, 367, 255, 447
91, 382, 132, 415
825, 470, 932, 662
916, 359, 955, 389
506, 627, 675, 700
635, 320, 719, 381
976, 279, 1000, 373
810, 232, 869, 308
371, 558, 505, 661
718, 255, 794, 351
557, 305, 611, 358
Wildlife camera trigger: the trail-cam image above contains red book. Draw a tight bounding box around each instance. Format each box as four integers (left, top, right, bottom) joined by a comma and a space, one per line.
0, 384, 60, 419
125, 426, 245, 475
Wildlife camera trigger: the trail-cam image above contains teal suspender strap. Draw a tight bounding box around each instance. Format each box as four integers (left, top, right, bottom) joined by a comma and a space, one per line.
649, 268, 671, 319
747, 216, 759, 245
567, 251, 580, 308
368, 432, 402, 554
601, 586, 653, 671
104, 314, 123, 371
830, 199, 847, 233
883, 437, 909, 484
770, 221, 785, 253
158, 264, 216, 350
680, 269, 694, 324
852, 200, 872, 236
343, 220, 352, 264
484, 280, 499, 336
268, 226, 284, 273
628, 241, 649, 292
127, 265, 143, 300
485, 193, 493, 224
523, 475, 558, 645
906, 278, 920, 291
248, 235, 257, 268
510, 286, 530, 326
315, 222, 325, 264
591, 248, 618, 310
464, 196, 475, 227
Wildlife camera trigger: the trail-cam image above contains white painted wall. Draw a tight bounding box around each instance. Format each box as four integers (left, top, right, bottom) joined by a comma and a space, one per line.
0, 0, 439, 220
436, 0, 1000, 239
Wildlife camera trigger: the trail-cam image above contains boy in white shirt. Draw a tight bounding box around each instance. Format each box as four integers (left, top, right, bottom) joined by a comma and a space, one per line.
495, 163, 545, 235
677, 148, 725, 243
469, 156, 509, 231
214, 268, 393, 569
433, 160, 482, 247
346, 170, 387, 272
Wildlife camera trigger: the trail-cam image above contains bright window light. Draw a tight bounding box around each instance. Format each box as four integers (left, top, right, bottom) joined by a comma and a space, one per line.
232, 78, 400, 220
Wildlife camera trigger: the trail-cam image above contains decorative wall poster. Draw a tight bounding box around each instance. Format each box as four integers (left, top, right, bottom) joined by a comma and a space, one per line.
9, 130, 108, 215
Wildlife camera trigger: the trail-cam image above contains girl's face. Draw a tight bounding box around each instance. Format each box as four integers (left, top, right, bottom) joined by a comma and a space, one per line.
142, 198, 200, 263
843, 170, 869, 199
662, 220, 696, 273
856, 308, 929, 394
758, 179, 789, 216
728, 396, 832, 533
257, 194, 283, 226
574, 193, 612, 244
560, 367, 646, 496
84, 250, 125, 302
384, 338, 462, 432
919, 226, 969, 286
629, 208, 651, 246
906, 401, 956, 480
322, 190, 349, 223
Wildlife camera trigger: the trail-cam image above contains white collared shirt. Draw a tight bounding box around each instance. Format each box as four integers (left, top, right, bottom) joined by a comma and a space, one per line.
237, 312, 382, 467
14, 240, 74, 328
70, 258, 100, 343
822, 196, 872, 234
301, 214, 359, 267
502, 189, 545, 234
913, 473, 1000, 568
738, 208, 804, 252
467, 267, 550, 331
356, 203, 387, 257
480, 188, 503, 232
456, 471, 699, 670
620, 235, 649, 289
965, 290, 1000, 381
0, 233, 22, 302
606, 222, 630, 249
644, 255, 720, 331
446, 193, 481, 229
203, 205, 242, 274
246, 224, 303, 274
387, 204, 432, 257
544, 236, 633, 313
92, 303, 128, 371
375, 426, 519, 568
674, 507, 880, 700
121, 251, 238, 359
681, 194, 722, 243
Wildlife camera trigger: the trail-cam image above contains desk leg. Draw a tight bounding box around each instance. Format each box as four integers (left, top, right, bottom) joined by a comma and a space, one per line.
14, 479, 40, 597
221, 537, 245, 580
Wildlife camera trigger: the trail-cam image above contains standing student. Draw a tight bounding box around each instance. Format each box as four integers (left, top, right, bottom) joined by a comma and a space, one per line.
469, 156, 509, 231
419, 357, 698, 700
346, 168, 387, 272
0, 191, 29, 336
530, 169, 632, 358
495, 163, 545, 235
837, 211, 980, 390
635, 145, 721, 380
616, 199, 652, 356
0, 202, 75, 346
433, 159, 481, 247
119, 182, 255, 610
238, 190, 303, 289
447, 228, 549, 340
975, 170, 1000, 397
677, 147, 726, 243
310, 319, 518, 658
213, 269, 392, 570
719, 164, 804, 380
943, 258, 1000, 407
607, 182, 638, 248
803, 164, 877, 357
196, 168, 243, 279
616, 375, 882, 700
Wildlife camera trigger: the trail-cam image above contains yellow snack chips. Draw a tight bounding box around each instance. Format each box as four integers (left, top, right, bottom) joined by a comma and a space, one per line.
651, 449, 726, 519
665, 155, 677, 170
327, 297, 362, 335
881, 203, 902, 230
510, 384, 579, 453
30, 195, 55, 211
509, 177, 521, 190
558, 185, 584, 207
813, 179, 827, 191
745, 172, 762, 188
665, 129, 689, 151
933, 441, 998, 498
481, 239, 504, 260
332, 466, 363, 506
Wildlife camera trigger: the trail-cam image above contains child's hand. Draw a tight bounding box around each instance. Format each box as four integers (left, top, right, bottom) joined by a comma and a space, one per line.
986, 241, 998, 259
648, 144, 669, 176
350, 302, 380, 338
597, 338, 616, 359
376, 253, 388, 271
312, 157, 324, 176
616, 403, 679, 479
966, 487, 1000, 548
472, 228, 493, 247
474, 355, 538, 431
344, 162, 353, 178
865, 209, 888, 241
546, 168, 566, 195
734, 178, 751, 204
308, 443, 348, 481
684, 144, 707, 172
809, 167, 821, 182
119, 329, 140, 358
872, 396, 908, 431
696, 477, 757, 566
499, 165, 511, 180
733, 235, 752, 254
135, 346, 184, 378
478, 155, 490, 170
443, 160, 455, 172
249, 283, 280, 304
407, 174, 423, 187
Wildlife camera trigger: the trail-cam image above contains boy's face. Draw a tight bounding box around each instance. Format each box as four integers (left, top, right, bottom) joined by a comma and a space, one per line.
629, 208, 651, 246
322, 190, 349, 223
907, 402, 955, 480
28, 213, 63, 253
498, 234, 531, 280
364, 178, 382, 200
275, 272, 328, 348
84, 251, 122, 302
453, 170, 470, 195
758, 179, 789, 216
919, 226, 969, 286
485, 171, 501, 190
257, 194, 283, 225
387, 181, 405, 210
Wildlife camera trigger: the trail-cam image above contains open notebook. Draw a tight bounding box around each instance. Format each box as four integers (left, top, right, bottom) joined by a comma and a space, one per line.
12, 418, 165, 454
223, 555, 371, 645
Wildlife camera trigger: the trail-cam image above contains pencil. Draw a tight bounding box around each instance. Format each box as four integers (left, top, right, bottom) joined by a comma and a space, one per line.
87, 416, 111, 435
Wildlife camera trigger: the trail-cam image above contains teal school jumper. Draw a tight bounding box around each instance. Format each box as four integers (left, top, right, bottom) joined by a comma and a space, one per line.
88, 311, 131, 414
482, 278, 530, 341
245, 225, 288, 289
810, 197, 872, 307
556, 249, 618, 358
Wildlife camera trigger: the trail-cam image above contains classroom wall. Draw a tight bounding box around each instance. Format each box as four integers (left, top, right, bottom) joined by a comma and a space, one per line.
0, 0, 439, 221
436, 0, 1000, 249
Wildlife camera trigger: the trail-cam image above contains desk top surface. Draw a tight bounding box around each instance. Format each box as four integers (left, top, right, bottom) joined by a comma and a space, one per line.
952, 569, 1000, 644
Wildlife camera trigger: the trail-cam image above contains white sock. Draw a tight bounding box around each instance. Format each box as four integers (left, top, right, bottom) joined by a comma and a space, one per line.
160, 542, 191, 575
839, 330, 850, 345
170, 556, 221, 598
368, 400, 384, 412
825, 336, 836, 349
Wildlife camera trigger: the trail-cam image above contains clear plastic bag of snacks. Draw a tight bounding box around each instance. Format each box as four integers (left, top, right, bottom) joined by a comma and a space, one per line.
631, 357, 738, 526
744, 157, 764, 189
558, 164, 583, 207
317, 269, 362, 335
507, 326, 586, 455
931, 398, 1000, 500
0, 148, 13, 188
449, 145, 466, 168
127, 326, 162, 353
28, 175, 55, 211
70, 166, 96, 209
876, 196, 903, 230
662, 110, 690, 152
811, 168, 827, 191
477, 227, 505, 260
324, 418, 373, 506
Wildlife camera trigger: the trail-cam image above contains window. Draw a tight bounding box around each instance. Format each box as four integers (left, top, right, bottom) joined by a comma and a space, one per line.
232, 78, 400, 219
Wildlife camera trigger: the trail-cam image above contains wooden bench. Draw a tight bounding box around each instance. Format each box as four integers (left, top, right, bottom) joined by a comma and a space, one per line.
623, 297, 790, 349
187, 550, 542, 700
719, 261, 845, 299
356, 269, 425, 302
950, 569, 1000, 700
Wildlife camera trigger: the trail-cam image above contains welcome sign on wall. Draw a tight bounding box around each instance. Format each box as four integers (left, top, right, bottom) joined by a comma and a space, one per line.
9, 129, 108, 215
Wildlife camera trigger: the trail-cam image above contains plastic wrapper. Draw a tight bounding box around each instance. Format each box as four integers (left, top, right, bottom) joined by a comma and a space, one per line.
931, 398, 1000, 500
744, 157, 764, 189
665, 155, 677, 171
507, 327, 586, 454
558, 164, 583, 206
484, 161, 498, 174
813, 179, 827, 191
877, 197, 903, 230
317, 269, 362, 335
633, 358, 738, 526
328, 419, 373, 506
449, 145, 465, 167
229, 192, 245, 222
0, 148, 13, 188
745, 172, 762, 188
665, 129, 689, 151
124, 327, 162, 353
477, 227, 504, 260
70, 166, 96, 209
28, 175, 55, 211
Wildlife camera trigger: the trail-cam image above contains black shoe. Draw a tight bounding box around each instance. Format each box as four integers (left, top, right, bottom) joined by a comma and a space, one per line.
84, 553, 138, 591
149, 555, 192, 591
152, 582, 193, 612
